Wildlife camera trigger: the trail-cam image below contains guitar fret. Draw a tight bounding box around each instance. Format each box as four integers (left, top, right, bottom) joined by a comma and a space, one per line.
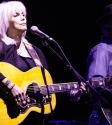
51, 86, 54, 91
51, 85, 61, 92
67, 84, 70, 89
59, 85, 61, 90
74, 84, 78, 88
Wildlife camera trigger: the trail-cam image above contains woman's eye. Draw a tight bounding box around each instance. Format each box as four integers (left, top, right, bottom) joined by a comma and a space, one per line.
13, 13, 18, 17
22, 13, 25, 16
13, 12, 26, 17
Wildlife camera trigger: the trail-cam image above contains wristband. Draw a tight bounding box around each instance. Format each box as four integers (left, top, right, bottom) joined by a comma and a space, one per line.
4, 80, 11, 86
10, 84, 15, 91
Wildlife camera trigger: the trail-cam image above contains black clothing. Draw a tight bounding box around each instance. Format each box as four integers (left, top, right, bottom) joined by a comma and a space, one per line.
16, 55, 36, 71
0, 39, 49, 125
0, 39, 48, 80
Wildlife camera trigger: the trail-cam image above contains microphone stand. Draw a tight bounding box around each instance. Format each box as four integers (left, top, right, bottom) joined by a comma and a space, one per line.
41, 39, 110, 107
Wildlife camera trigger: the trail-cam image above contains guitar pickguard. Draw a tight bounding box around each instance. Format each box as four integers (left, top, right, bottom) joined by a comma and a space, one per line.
17, 83, 52, 114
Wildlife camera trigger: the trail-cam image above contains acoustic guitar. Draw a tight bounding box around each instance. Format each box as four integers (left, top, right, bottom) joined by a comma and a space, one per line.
0, 62, 79, 125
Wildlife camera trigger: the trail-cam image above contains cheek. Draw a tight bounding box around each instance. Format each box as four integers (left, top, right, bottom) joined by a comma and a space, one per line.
9, 22, 20, 30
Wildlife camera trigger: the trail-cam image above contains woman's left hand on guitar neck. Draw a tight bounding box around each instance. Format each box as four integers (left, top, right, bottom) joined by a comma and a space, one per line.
70, 82, 87, 101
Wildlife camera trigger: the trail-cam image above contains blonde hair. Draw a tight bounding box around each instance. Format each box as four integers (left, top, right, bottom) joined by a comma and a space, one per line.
0, 1, 28, 45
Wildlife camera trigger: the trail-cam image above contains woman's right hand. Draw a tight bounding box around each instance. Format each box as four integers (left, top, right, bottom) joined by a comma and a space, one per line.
2, 78, 26, 102
8, 83, 26, 102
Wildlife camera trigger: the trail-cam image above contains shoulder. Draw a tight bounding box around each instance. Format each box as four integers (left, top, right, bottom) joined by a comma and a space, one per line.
24, 41, 43, 54
0, 39, 7, 58
0, 39, 7, 52
90, 43, 111, 55
32, 44, 49, 70
27, 43, 46, 59
0, 40, 3, 52
32, 44, 44, 54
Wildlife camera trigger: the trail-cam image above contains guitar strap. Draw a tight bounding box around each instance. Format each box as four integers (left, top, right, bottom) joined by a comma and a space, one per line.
24, 42, 43, 67
24, 43, 47, 125
24, 43, 52, 108
41, 67, 53, 111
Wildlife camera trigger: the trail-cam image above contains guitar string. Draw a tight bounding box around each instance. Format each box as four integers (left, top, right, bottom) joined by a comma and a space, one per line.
26, 84, 77, 90
26, 85, 75, 93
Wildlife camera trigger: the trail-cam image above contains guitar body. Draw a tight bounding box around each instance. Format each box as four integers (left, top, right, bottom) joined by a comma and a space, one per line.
0, 62, 56, 125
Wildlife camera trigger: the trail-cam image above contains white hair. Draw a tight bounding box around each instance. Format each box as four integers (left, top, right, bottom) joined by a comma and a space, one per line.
0, 1, 28, 45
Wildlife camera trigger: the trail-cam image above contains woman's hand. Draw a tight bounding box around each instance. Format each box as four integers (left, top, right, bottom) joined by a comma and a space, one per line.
70, 82, 87, 101
2, 78, 26, 102
79, 82, 87, 92
8, 83, 26, 102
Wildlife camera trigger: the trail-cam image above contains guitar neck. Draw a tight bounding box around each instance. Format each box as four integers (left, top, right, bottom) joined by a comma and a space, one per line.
40, 82, 79, 95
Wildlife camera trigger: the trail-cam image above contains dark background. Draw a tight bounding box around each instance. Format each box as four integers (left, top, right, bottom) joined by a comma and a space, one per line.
3, 0, 112, 123
20, 0, 112, 123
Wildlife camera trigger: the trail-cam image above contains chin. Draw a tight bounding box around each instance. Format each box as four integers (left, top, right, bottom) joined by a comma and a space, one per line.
19, 25, 27, 30
19, 27, 27, 31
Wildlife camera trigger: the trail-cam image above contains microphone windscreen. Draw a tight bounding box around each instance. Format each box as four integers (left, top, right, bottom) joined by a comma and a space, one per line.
30, 26, 38, 31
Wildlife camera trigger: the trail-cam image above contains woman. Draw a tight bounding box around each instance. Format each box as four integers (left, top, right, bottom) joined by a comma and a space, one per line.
0, 1, 86, 125
0, 0, 49, 125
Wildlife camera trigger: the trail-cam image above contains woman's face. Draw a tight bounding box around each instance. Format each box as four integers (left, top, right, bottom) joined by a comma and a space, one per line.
8, 9, 27, 34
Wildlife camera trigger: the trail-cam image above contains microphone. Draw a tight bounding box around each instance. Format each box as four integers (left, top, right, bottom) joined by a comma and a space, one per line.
30, 26, 56, 43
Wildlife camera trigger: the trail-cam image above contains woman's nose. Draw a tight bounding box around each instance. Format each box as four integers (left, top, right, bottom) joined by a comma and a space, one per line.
21, 15, 25, 21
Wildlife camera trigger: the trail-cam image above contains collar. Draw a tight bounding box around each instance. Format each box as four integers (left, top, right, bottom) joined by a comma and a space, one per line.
100, 36, 112, 44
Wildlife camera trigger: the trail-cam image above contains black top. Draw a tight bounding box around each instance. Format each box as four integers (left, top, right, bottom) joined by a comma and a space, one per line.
0, 39, 48, 81
0, 39, 49, 125
16, 54, 36, 72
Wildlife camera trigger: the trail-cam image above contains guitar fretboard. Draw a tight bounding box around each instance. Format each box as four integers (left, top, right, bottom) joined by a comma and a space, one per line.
40, 82, 79, 95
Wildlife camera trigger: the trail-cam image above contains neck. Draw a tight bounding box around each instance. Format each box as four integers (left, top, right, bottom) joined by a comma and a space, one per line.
7, 32, 23, 47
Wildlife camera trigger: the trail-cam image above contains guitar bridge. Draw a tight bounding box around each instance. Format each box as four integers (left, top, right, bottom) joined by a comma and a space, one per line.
17, 95, 52, 114
17, 96, 40, 113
